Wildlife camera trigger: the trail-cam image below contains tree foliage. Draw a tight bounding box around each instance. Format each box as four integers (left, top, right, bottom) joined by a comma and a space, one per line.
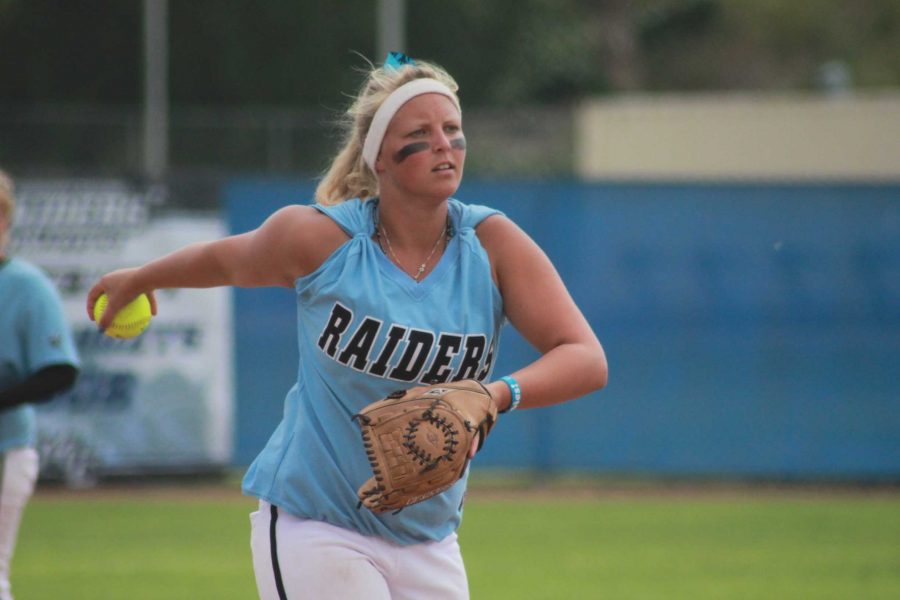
1, 0, 898, 109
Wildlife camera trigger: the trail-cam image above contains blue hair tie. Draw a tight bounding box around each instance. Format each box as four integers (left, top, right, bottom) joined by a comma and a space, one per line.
384, 51, 416, 70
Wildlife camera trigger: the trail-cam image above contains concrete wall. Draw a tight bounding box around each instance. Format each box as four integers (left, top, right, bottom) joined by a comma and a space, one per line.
575, 93, 900, 182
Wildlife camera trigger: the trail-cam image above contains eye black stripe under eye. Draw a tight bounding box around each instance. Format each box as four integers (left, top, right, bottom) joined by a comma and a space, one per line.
450, 137, 466, 150
394, 142, 430, 163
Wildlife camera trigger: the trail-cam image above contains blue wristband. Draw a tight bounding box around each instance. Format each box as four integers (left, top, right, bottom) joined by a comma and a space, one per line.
499, 376, 522, 413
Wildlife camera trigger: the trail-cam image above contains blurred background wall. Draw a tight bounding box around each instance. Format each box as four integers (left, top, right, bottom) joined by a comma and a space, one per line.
1, 0, 898, 483
576, 93, 900, 181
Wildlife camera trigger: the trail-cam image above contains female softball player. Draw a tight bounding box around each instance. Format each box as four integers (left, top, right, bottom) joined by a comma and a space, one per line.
87, 53, 607, 599
1, 169, 80, 600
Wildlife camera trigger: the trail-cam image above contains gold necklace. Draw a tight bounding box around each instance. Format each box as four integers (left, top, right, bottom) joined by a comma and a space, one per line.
375, 212, 450, 282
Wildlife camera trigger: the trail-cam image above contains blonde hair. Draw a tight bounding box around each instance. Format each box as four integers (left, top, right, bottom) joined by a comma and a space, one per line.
314, 59, 460, 206
0, 168, 14, 223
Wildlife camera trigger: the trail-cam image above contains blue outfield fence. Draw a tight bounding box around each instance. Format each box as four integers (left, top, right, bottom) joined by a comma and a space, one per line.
226, 179, 900, 480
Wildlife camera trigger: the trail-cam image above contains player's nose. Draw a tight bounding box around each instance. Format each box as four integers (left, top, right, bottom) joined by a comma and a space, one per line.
432, 130, 451, 152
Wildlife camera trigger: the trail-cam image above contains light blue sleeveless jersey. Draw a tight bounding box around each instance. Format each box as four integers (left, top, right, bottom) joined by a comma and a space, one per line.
242, 198, 505, 545
0, 258, 80, 452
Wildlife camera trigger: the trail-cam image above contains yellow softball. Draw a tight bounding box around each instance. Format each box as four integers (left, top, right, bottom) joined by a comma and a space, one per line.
94, 293, 152, 339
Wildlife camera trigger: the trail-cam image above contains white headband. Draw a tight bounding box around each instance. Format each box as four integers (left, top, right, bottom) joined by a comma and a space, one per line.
362, 78, 461, 172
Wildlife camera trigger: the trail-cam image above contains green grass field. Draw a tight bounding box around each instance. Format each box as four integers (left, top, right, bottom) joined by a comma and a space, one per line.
13, 481, 900, 599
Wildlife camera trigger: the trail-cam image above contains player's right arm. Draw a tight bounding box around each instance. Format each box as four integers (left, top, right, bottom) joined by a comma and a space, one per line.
87, 205, 346, 329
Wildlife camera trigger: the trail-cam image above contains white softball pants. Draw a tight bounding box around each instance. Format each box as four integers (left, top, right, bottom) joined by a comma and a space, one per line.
250, 501, 469, 600
0, 447, 39, 600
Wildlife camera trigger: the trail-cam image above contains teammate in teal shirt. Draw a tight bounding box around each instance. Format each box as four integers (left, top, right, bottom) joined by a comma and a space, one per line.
88, 55, 607, 599
0, 169, 80, 600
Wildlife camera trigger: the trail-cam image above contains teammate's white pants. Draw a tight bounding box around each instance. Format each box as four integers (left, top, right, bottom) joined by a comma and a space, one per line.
0, 447, 39, 600
250, 501, 469, 600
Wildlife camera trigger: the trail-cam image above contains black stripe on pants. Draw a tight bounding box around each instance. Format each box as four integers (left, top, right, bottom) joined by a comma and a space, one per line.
270, 504, 288, 600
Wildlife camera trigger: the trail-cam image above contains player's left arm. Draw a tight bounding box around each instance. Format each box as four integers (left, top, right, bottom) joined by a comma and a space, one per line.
2, 276, 81, 410
476, 215, 608, 412
0, 364, 78, 410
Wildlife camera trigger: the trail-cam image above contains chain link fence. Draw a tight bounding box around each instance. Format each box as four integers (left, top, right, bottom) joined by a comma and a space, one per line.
1, 103, 574, 206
